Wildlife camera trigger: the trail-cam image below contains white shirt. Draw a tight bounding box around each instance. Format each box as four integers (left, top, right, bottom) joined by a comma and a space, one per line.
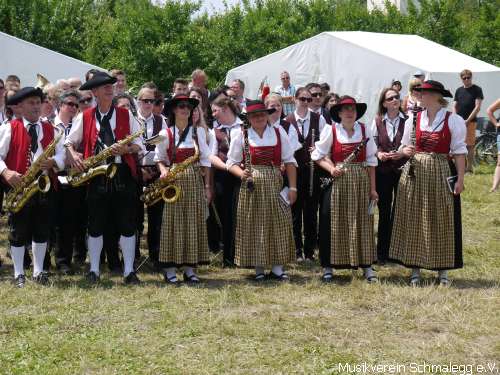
65, 106, 143, 164
0, 117, 66, 175
401, 108, 467, 155
0, 108, 6, 124
226, 125, 297, 168
311, 122, 378, 167
212, 117, 242, 156
154, 125, 211, 167
271, 118, 301, 152
138, 112, 167, 166
292, 110, 327, 147
370, 112, 406, 143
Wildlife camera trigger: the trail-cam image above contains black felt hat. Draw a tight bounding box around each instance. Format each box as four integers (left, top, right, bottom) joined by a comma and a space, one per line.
6, 87, 43, 105
79, 71, 117, 90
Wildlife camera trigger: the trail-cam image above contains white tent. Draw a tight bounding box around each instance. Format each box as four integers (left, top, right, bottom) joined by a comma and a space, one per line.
225, 31, 500, 121
0, 31, 103, 87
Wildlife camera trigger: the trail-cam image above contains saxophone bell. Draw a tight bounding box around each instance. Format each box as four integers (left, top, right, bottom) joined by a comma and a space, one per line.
161, 184, 181, 204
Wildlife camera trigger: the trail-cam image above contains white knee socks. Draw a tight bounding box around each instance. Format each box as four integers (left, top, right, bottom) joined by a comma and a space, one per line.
120, 235, 136, 277
88, 235, 103, 275
11, 246, 25, 278
32, 242, 47, 277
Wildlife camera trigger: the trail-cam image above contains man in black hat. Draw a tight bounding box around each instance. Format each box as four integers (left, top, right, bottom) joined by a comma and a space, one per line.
65, 72, 143, 284
0, 87, 66, 287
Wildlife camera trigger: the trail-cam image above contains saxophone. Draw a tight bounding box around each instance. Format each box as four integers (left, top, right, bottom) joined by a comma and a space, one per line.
141, 138, 199, 206
320, 138, 370, 189
4, 126, 63, 213
66, 126, 144, 187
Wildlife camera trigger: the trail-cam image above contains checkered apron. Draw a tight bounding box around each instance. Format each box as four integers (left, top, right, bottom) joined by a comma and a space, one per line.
234, 165, 295, 267
389, 153, 461, 270
325, 163, 376, 268
159, 163, 210, 266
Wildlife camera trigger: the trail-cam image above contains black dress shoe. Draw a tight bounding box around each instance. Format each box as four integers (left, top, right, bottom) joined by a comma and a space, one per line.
58, 264, 73, 276
32, 271, 49, 285
13, 274, 26, 288
124, 271, 141, 285
86, 271, 100, 284
321, 272, 334, 283
183, 273, 200, 284
268, 271, 290, 282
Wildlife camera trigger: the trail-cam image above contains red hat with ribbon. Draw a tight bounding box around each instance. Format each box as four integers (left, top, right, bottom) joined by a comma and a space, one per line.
329, 96, 367, 123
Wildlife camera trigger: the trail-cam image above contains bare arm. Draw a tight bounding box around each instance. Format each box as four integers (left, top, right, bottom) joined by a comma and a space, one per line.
487, 99, 500, 127
465, 99, 482, 123
453, 154, 466, 195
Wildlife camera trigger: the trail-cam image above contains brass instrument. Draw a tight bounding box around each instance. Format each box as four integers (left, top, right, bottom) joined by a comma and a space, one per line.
320, 138, 370, 189
36, 73, 50, 89
309, 128, 315, 197
66, 126, 144, 187
4, 126, 63, 213
141, 138, 199, 206
242, 119, 254, 192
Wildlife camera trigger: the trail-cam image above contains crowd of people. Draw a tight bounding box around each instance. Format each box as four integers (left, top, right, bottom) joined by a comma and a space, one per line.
0, 66, 498, 288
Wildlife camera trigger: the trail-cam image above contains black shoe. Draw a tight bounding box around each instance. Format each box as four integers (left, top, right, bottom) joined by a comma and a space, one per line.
321, 272, 334, 283
58, 264, 73, 276
13, 274, 26, 288
163, 273, 178, 285
183, 272, 200, 284
254, 273, 265, 282
32, 271, 49, 285
108, 266, 123, 276
305, 255, 315, 262
86, 271, 100, 284
296, 249, 304, 262
124, 271, 141, 285
268, 271, 290, 282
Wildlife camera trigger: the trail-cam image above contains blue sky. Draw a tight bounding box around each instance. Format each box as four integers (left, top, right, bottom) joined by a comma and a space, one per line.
198, 0, 242, 14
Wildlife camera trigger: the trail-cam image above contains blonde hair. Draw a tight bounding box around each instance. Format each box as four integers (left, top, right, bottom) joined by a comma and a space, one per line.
193, 105, 210, 144
408, 78, 422, 94
264, 93, 283, 106
137, 87, 156, 99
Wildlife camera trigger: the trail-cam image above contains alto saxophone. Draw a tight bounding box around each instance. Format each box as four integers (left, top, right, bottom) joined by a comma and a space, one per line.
4, 126, 63, 213
67, 126, 144, 187
141, 141, 199, 206
320, 138, 370, 189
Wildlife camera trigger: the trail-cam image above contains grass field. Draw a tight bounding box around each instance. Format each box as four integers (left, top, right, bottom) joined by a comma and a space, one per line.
0, 166, 498, 375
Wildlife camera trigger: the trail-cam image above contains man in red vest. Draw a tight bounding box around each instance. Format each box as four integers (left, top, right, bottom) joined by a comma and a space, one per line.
65, 72, 143, 284
0, 87, 66, 287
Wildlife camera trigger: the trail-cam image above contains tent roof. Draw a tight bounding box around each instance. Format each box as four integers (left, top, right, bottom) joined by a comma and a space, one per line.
327, 31, 499, 73
0, 31, 103, 86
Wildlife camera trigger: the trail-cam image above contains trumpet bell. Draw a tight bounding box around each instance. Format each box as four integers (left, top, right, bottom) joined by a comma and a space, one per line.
36, 74, 50, 89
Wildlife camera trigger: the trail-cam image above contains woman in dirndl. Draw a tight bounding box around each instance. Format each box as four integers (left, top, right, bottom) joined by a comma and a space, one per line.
227, 100, 297, 281
389, 80, 466, 286
155, 94, 213, 284
311, 96, 379, 283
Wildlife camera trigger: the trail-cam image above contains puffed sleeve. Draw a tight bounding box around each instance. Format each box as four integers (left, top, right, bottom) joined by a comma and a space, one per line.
311, 124, 333, 161
154, 128, 170, 164
0, 123, 12, 175
208, 128, 217, 156
448, 113, 468, 155
278, 127, 297, 166
65, 112, 84, 148
196, 127, 211, 167
399, 115, 414, 149
364, 125, 378, 167
225, 127, 244, 168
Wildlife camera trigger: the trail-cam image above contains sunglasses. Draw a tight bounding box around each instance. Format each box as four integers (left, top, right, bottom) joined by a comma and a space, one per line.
298, 97, 312, 103
461, 76, 472, 80
140, 98, 155, 104
385, 95, 400, 102
176, 102, 193, 110
311, 92, 323, 98
64, 102, 79, 108
154, 99, 163, 106
79, 97, 92, 104
281, 77, 290, 80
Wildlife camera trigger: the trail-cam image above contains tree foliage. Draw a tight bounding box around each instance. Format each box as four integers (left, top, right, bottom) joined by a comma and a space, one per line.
0, 0, 498, 91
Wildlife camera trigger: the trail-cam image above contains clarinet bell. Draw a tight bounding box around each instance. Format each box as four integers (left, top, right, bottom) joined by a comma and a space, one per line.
246, 179, 255, 192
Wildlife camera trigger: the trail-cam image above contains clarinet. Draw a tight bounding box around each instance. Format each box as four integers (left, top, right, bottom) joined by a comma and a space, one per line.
320, 138, 370, 189
308, 128, 315, 197
242, 120, 254, 192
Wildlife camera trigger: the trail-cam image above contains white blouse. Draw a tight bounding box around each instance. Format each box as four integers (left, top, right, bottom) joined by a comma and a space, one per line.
311, 122, 378, 167
291, 110, 327, 142
400, 108, 467, 155
370, 112, 406, 143
226, 125, 297, 168
271, 118, 301, 152
212, 117, 242, 156
154, 125, 211, 167
138, 112, 167, 166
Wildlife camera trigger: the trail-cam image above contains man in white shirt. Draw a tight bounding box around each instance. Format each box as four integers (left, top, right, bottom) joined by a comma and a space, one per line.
65, 72, 143, 285
274, 71, 296, 116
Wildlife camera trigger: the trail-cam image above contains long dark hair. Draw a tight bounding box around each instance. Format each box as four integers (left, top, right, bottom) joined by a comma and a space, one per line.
377, 87, 403, 117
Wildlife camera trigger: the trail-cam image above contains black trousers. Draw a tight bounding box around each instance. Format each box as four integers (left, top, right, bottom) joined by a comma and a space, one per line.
137, 191, 163, 263
214, 169, 239, 265
54, 184, 87, 267
292, 165, 320, 257
375, 170, 401, 263
8, 191, 52, 247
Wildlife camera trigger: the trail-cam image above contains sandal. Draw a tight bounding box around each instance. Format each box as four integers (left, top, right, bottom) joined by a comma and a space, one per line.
409, 275, 420, 286
268, 271, 289, 282
164, 274, 178, 285
183, 273, 200, 284
321, 272, 334, 283
439, 277, 450, 286
254, 273, 265, 282
366, 275, 379, 284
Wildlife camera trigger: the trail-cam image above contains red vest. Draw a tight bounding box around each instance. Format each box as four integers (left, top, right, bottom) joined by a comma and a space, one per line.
331, 123, 367, 163
415, 111, 452, 153
82, 106, 137, 178
244, 127, 282, 166
5, 119, 54, 174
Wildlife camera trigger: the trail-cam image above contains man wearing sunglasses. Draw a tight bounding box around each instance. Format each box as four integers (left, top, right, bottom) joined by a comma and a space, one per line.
53, 90, 87, 275
306, 83, 332, 124
274, 71, 296, 116
284, 87, 327, 262
453, 69, 484, 173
